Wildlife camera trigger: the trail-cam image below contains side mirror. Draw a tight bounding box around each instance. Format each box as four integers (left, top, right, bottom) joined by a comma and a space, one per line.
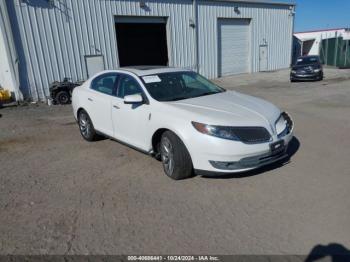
124, 94, 143, 104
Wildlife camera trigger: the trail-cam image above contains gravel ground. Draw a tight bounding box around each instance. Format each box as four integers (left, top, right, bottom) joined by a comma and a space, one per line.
0, 68, 350, 255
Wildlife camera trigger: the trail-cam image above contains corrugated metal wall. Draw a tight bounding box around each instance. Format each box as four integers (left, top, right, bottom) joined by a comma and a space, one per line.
197, 1, 294, 78
7, 0, 195, 100
6, 0, 293, 101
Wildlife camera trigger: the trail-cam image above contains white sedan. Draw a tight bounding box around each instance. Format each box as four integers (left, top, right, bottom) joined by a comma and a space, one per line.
72, 67, 294, 180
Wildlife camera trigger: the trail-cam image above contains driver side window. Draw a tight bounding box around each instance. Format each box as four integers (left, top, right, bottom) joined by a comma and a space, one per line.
117, 75, 143, 98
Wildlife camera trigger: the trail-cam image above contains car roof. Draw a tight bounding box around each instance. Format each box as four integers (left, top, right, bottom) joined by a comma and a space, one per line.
119, 66, 192, 76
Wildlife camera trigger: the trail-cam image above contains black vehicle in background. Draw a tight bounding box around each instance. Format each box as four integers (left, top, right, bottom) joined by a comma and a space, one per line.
290, 55, 324, 82
49, 78, 84, 104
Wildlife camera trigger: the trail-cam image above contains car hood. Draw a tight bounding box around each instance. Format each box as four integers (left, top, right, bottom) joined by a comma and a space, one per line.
165, 91, 281, 131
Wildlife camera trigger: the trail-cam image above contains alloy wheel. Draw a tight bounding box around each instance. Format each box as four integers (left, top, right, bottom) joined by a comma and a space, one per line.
79, 112, 90, 138
160, 137, 175, 176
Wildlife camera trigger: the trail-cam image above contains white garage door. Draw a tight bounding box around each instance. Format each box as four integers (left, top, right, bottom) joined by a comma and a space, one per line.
218, 19, 250, 76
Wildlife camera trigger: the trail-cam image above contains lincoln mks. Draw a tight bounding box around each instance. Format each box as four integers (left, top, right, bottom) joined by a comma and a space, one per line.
72, 67, 293, 180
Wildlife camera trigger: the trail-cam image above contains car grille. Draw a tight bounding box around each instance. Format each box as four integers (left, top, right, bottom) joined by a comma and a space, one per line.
297, 66, 314, 74
233, 127, 271, 144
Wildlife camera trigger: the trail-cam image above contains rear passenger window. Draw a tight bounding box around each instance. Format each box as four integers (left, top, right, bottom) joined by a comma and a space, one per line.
91, 74, 118, 96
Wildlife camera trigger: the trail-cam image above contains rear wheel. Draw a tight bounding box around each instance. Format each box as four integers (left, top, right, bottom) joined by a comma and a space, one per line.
160, 131, 193, 180
78, 110, 98, 141
56, 91, 70, 104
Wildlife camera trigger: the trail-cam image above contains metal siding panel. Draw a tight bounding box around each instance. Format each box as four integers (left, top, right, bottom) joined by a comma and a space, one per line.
37, 9, 54, 85
57, 3, 73, 81
31, 7, 47, 97
101, 0, 113, 70
43, 9, 59, 82
20, 4, 39, 99
68, 0, 84, 80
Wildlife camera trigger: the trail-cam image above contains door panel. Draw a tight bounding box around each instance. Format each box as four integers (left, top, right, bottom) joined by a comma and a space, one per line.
111, 97, 151, 150
86, 90, 113, 137
111, 75, 151, 150
86, 73, 118, 137
259, 45, 268, 72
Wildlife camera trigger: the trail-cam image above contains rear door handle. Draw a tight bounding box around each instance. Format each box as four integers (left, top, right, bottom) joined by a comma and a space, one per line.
88, 98, 93, 102
113, 105, 120, 109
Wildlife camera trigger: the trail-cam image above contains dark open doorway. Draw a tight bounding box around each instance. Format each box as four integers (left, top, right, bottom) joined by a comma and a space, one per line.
116, 22, 169, 67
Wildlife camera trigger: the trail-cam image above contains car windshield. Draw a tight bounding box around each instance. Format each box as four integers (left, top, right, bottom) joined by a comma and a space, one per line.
141, 71, 225, 102
296, 56, 320, 66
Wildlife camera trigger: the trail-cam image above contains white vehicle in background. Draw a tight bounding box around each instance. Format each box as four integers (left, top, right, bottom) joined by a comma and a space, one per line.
72, 67, 294, 180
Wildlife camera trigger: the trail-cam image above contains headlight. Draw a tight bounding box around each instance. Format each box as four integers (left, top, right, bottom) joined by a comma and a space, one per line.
276, 112, 293, 138
192, 122, 239, 141
275, 114, 287, 135
291, 70, 297, 74
314, 68, 321, 73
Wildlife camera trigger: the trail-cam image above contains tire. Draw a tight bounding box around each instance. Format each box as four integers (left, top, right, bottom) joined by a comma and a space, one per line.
160, 131, 193, 180
78, 110, 98, 141
56, 91, 70, 104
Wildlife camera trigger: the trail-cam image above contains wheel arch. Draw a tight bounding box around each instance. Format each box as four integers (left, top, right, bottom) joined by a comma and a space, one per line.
76, 107, 88, 122
77, 107, 86, 116
151, 128, 168, 156
151, 127, 191, 156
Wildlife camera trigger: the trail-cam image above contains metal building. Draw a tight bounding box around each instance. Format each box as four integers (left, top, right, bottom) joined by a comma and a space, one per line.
1, 0, 295, 101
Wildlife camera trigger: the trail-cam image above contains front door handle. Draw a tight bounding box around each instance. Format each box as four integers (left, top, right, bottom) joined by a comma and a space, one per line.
88, 98, 93, 102
113, 105, 120, 109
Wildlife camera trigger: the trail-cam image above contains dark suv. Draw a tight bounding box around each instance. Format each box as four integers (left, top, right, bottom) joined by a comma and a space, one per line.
290, 55, 323, 82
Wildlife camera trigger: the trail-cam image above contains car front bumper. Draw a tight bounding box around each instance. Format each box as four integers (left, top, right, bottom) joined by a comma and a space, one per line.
188, 128, 294, 175
290, 71, 323, 81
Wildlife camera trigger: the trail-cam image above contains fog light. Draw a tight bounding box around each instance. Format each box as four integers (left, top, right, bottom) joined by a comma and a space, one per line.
209, 161, 239, 170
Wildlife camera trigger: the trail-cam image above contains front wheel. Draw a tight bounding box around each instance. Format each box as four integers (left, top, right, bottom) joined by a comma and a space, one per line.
160, 131, 193, 180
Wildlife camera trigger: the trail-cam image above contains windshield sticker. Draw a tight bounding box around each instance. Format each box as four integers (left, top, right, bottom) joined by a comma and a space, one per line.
142, 75, 162, 83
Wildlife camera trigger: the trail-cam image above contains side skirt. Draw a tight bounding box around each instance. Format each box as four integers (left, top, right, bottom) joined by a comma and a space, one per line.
95, 130, 155, 157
